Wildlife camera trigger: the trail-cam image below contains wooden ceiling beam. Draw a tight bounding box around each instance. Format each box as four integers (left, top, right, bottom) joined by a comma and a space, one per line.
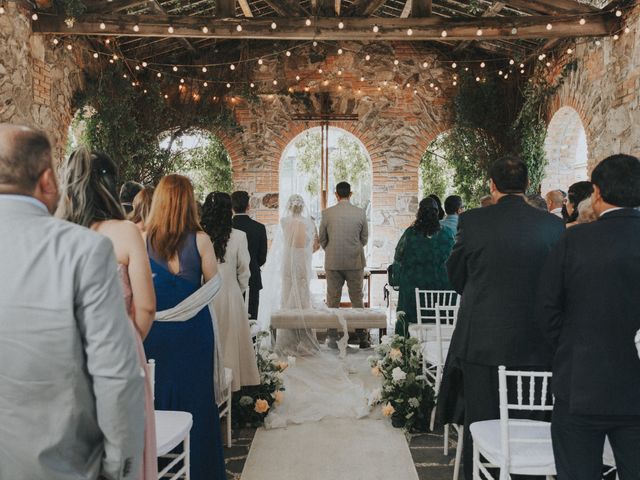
34, 13, 618, 40
238, 0, 253, 17
87, 0, 151, 14
262, 0, 308, 16
504, 0, 598, 16
400, 0, 411, 18
347, 0, 387, 16
453, 2, 505, 53
335, 0, 341, 16
412, 0, 431, 17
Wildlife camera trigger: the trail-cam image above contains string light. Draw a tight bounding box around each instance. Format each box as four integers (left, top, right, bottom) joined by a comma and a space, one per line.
546, 23, 553, 30
475, 76, 480, 82
338, 21, 344, 29
476, 28, 483, 36
203, 81, 208, 87
616, 9, 622, 17
393, 59, 399, 65
157, 72, 162, 78
429, 82, 434, 88
180, 78, 185, 83
511, 28, 517, 35
142, 61, 148, 67
133, 24, 140, 32
625, 27, 631, 34
407, 28, 413, 36
337, 69, 342, 75
164, 94, 169, 99
323, 80, 329, 86
509, 59, 515, 65
360, 76, 365, 81
172, 66, 178, 72
53, 38, 59, 45
337, 48, 343, 54
372, 25, 379, 33
105, 39, 110, 44
226, 83, 231, 88
112, 54, 118, 60
305, 18, 312, 26
202, 66, 207, 72
313, 41, 318, 47
271, 22, 277, 30
480, 62, 486, 68
567, 48, 573, 54
286, 50, 292, 56
168, 25, 174, 33
0, 6, 5, 14
318, 68, 323, 74
65, 44, 72, 51
441, 30, 447, 37
250, 82, 255, 88
365, 54, 371, 61
273, 79, 278, 85
498, 70, 503, 75
31, 13, 38, 20
100, 22, 106, 30
236, 25, 243, 32
453, 81, 457, 86
230, 64, 236, 70
452, 62, 457, 68
258, 58, 263, 65
93, 52, 98, 58
202, 26, 208, 33
520, 69, 525, 74
613, 34, 619, 40
296, 75, 301, 81
596, 40, 601, 46
579, 18, 586, 25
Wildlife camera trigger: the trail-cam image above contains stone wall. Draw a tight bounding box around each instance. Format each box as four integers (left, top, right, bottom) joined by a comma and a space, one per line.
0, 2, 85, 162
220, 42, 454, 269
548, 3, 640, 180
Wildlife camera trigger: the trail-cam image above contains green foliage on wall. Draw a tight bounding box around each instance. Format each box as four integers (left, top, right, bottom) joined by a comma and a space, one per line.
71, 65, 238, 188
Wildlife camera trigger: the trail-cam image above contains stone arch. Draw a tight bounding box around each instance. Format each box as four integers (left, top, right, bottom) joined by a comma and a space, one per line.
542, 106, 589, 194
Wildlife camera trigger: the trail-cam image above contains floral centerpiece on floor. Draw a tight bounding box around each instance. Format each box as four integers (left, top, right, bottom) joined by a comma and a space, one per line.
232, 331, 288, 427
369, 313, 435, 431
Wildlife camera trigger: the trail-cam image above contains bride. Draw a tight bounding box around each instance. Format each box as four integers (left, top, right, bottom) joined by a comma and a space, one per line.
258, 194, 321, 355
257, 195, 370, 428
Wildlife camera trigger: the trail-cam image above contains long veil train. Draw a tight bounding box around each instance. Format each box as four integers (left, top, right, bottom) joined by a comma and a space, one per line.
257, 194, 371, 428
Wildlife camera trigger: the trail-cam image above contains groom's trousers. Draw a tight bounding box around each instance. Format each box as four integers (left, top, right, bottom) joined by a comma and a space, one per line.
325, 269, 364, 308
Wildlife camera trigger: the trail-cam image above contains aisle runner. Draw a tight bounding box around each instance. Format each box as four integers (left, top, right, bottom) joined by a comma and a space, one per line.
241, 350, 419, 480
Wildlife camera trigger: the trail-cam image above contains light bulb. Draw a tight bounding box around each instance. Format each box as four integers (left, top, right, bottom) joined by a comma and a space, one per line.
422, 61, 428, 68
475, 76, 480, 82
112, 54, 118, 60
273, 79, 278, 86
509, 59, 515, 65
498, 70, 503, 75
441, 30, 447, 37
164, 94, 168, 99
202, 67, 207, 72
520, 69, 525, 74
236, 25, 243, 32
93, 52, 98, 58
318, 68, 323, 74
313, 41, 318, 47
373, 25, 379, 33
286, 50, 291, 56
271, 22, 277, 30
453, 81, 457, 86
511, 27, 517, 35
616, 9, 622, 17
613, 34, 619, 40
337, 48, 343, 54
135, 65, 140, 70
407, 28, 413, 36
625, 27, 631, 34
53, 38, 59, 45
100, 22, 106, 30
338, 21, 344, 29
579, 18, 586, 25
406, 83, 410, 88
504, 74, 508, 79
133, 24, 140, 32
157, 72, 162, 78
337, 70, 342, 75
452, 62, 457, 68
202, 26, 208, 33
393, 59, 399, 65
480, 62, 485, 68
227, 83, 231, 88
258, 58, 263, 65
365, 54, 371, 61
230, 64, 235, 70
546, 23, 552, 30
546, 62, 551, 67
429, 82, 434, 88
476, 28, 483, 36
360, 76, 365, 81
204, 81, 208, 87
305, 18, 311, 26
172, 66, 178, 72
168, 26, 174, 33
0, 6, 5, 14
31, 13, 38, 20
596, 40, 601, 46
296, 75, 300, 81
142, 61, 148, 67
567, 48, 573, 54
180, 78, 184, 83
250, 82, 255, 88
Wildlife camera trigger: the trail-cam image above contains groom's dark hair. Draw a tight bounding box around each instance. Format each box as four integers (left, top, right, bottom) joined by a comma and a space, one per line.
336, 181, 351, 199
231, 190, 250, 213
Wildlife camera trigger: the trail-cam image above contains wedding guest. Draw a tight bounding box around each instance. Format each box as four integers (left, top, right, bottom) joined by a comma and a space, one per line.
202, 192, 260, 392
575, 197, 597, 224
0, 124, 144, 480
130, 186, 154, 232
526, 193, 549, 211
428, 193, 445, 220
231, 190, 267, 320
566, 180, 593, 226
392, 197, 455, 336
120, 180, 143, 215
480, 194, 494, 207
545, 189, 565, 218
56, 147, 157, 480
446, 156, 565, 479
537, 154, 640, 479
144, 175, 227, 480
441, 195, 463, 233
320, 181, 369, 348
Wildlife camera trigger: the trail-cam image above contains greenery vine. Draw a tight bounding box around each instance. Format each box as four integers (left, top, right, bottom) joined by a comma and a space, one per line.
70, 65, 238, 190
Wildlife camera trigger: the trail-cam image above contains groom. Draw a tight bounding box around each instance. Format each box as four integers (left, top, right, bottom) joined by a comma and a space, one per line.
319, 181, 369, 348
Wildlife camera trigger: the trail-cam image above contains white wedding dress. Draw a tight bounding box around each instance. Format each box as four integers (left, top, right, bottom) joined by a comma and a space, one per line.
258, 195, 371, 428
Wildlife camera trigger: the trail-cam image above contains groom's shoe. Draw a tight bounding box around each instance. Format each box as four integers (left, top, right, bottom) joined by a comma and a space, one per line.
357, 330, 371, 349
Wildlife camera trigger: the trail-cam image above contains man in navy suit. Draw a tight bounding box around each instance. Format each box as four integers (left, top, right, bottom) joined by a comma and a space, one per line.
231, 191, 267, 320
537, 154, 640, 479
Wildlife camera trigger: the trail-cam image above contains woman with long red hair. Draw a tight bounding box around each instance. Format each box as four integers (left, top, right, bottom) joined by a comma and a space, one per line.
143, 175, 227, 480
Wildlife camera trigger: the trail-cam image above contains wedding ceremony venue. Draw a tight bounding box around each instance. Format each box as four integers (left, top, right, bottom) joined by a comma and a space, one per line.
1, 0, 640, 479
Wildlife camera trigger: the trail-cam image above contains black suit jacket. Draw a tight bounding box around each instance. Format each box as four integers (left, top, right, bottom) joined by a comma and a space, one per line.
447, 195, 565, 367
537, 209, 640, 416
232, 214, 268, 290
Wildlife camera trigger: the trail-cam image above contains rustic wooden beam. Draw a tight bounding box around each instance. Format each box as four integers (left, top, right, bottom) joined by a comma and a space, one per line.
87, 0, 151, 14
504, 0, 597, 16
147, 0, 196, 52
412, 0, 431, 17
262, 0, 307, 16
238, 0, 253, 17
335, 0, 341, 16
217, 0, 236, 17
400, 0, 411, 18
33, 13, 618, 41
348, 0, 387, 16
453, 2, 505, 53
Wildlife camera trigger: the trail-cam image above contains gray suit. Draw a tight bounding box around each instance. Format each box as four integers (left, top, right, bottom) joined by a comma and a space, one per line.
0, 197, 145, 480
319, 200, 368, 308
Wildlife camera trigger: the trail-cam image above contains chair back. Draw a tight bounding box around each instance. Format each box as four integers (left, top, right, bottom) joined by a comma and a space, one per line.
433, 303, 460, 365
414, 289, 459, 325
147, 359, 156, 401
498, 366, 554, 477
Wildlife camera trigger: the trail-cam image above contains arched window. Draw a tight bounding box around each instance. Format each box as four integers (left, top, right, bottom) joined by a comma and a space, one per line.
542, 107, 589, 194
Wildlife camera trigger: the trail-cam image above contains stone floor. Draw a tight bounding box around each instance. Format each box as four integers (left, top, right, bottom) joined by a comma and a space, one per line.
225, 425, 458, 480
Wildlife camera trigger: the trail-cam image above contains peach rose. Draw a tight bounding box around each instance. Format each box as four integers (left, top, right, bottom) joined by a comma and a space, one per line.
371, 365, 382, 377
382, 402, 395, 417
254, 399, 270, 414
273, 390, 284, 405
277, 361, 289, 372
389, 348, 402, 361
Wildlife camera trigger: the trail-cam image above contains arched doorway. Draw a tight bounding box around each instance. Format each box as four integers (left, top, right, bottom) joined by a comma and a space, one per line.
280, 126, 373, 265
542, 107, 589, 194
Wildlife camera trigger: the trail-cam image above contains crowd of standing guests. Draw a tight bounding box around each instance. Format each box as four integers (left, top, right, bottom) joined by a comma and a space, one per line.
391, 154, 640, 480
0, 123, 271, 480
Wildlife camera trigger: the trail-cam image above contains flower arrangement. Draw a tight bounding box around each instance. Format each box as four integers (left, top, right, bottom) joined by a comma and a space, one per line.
369, 313, 435, 431
232, 331, 288, 427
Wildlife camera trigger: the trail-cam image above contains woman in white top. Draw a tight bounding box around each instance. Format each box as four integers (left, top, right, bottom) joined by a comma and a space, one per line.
202, 192, 260, 391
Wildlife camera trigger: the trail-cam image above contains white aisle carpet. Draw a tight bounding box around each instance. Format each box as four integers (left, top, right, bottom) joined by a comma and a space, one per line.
241, 348, 419, 480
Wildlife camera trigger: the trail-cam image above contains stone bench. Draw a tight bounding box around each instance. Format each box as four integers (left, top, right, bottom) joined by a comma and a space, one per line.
270, 308, 387, 333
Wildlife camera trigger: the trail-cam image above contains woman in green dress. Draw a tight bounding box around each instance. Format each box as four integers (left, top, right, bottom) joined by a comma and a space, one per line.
392, 196, 455, 336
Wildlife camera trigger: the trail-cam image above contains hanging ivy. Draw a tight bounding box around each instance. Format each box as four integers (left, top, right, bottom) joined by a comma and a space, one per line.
71, 65, 240, 186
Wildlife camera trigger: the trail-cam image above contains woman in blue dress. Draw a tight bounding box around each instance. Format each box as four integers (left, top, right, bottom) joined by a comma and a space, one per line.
143, 174, 227, 480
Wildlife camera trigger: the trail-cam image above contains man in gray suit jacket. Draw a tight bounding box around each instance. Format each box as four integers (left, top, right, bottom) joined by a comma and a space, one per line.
0, 124, 145, 480
319, 181, 369, 348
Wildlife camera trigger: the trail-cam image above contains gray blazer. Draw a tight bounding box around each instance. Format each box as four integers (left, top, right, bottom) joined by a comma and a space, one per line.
319, 200, 368, 270
0, 197, 145, 480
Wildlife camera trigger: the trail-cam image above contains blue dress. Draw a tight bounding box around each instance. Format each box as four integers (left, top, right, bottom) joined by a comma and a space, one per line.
144, 233, 227, 480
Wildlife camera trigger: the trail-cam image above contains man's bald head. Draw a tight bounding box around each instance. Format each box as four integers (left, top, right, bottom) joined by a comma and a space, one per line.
0, 124, 52, 194
545, 190, 565, 211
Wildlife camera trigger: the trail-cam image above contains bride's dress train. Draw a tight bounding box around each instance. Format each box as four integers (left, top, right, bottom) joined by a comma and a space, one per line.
258, 195, 373, 428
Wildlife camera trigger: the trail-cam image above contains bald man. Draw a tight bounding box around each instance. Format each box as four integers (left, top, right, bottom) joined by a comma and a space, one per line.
0, 124, 144, 480
546, 190, 566, 218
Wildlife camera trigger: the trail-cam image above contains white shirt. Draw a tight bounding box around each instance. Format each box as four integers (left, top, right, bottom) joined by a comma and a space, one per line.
600, 207, 624, 218
0, 194, 48, 213
550, 207, 563, 218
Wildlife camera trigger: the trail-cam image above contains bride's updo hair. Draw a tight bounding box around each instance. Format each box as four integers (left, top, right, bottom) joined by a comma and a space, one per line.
287, 194, 305, 215
201, 191, 233, 263
413, 197, 441, 237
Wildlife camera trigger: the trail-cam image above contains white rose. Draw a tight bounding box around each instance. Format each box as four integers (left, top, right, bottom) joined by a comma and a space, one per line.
408, 397, 420, 408
391, 367, 407, 383
268, 353, 279, 361
381, 335, 393, 346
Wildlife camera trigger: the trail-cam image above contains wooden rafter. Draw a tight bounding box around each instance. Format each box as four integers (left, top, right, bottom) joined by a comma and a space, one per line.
412, 0, 432, 17
216, 0, 236, 17
262, 0, 307, 16
238, 0, 253, 17
335, 0, 341, 16
348, 0, 387, 16
86, 0, 150, 14
504, 0, 598, 16
400, 0, 411, 18
34, 13, 618, 40
453, 2, 505, 53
